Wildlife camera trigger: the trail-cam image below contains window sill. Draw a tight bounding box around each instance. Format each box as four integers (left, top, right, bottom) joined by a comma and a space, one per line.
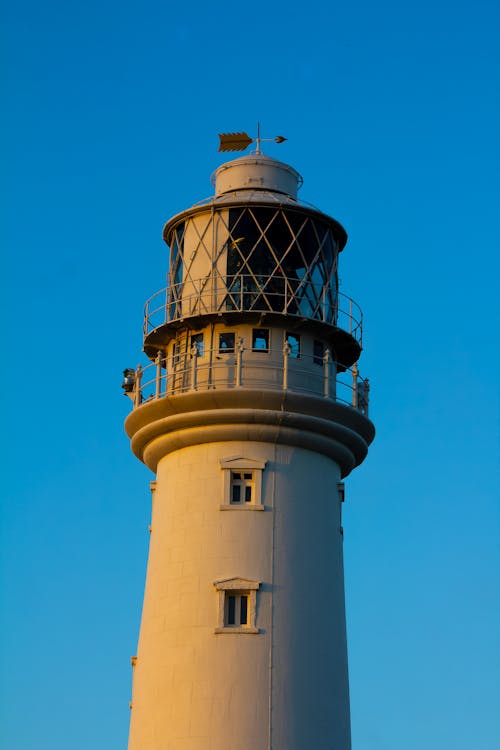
214, 627, 259, 635
219, 504, 265, 511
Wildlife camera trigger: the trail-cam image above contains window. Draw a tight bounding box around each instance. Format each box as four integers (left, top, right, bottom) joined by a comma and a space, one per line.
226, 593, 248, 626
313, 339, 324, 365
252, 328, 269, 352
214, 578, 260, 634
285, 332, 300, 358
220, 456, 266, 510
172, 342, 180, 365
230, 472, 254, 504
191, 332, 204, 356
219, 332, 235, 353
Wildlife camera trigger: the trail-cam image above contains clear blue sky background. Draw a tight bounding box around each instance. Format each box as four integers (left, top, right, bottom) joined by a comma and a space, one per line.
2, 1, 499, 748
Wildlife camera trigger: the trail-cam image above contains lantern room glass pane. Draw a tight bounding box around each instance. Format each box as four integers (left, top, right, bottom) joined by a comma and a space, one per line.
225, 208, 339, 323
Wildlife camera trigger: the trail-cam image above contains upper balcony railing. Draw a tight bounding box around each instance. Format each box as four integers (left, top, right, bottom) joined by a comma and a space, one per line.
143, 275, 363, 346
123, 346, 370, 417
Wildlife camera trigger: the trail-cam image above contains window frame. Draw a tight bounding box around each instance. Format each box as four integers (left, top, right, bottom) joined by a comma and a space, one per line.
252, 328, 270, 352
285, 331, 301, 359
220, 456, 267, 511
313, 339, 324, 365
218, 331, 236, 353
191, 332, 204, 357
214, 578, 260, 634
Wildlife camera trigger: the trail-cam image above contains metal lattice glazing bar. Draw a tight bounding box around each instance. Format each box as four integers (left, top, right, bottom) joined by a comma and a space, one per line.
161, 206, 342, 319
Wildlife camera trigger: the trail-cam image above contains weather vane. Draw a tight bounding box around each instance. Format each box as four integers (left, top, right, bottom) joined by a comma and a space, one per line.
218, 122, 287, 154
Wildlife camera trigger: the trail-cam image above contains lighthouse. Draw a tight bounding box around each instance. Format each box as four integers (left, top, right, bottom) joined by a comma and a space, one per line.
123, 137, 375, 750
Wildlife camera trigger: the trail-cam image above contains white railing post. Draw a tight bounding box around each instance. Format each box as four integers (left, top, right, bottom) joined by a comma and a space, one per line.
191, 344, 198, 391
134, 365, 143, 408
323, 349, 331, 398
283, 341, 291, 390
236, 338, 244, 387
155, 351, 162, 398
352, 362, 358, 409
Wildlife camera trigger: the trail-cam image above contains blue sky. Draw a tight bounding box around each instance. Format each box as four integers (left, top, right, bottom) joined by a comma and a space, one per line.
2, 0, 499, 748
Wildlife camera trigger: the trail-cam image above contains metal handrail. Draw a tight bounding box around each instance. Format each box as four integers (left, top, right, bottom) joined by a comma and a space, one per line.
125, 346, 370, 417
143, 276, 363, 345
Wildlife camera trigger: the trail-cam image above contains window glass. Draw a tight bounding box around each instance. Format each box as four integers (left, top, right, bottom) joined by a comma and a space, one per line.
170, 223, 184, 287
231, 471, 254, 504
219, 332, 235, 353
191, 333, 204, 356
313, 340, 324, 365
240, 596, 248, 625
172, 342, 180, 365
286, 332, 300, 358
252, 329, 269, 351
228, 596, 236, 625
231, 483, 241, 503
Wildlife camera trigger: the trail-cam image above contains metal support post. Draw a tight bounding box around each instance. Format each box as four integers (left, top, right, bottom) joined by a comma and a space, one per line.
283, 341, 291, 390
352, 362, 358, 409
155, 351, 162, 398
323, 349, 331, 398
191, 344, 198, 391
134, 365, 143, 408
236, 339, 244, 387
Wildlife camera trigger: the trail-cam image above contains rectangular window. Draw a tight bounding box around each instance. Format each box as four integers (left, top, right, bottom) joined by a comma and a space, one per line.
286, 332, 301, 358
214, 578, 260, 634
252, 328, 269, 352
225, 593, 249, 627
172, 342, 180, 365
230, 471, 254, 504
313, 339, 324, 365
219, 332, 235, 353
191, 333, 204, 356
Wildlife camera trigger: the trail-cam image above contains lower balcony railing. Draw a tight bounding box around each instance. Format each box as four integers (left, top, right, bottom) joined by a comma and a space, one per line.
123, 346, 370, 416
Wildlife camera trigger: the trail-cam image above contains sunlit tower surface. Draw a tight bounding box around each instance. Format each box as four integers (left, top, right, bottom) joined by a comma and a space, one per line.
123, 135, 375, 750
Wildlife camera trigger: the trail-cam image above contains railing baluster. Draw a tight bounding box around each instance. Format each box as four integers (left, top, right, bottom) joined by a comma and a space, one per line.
134, 365, 143, 408
155, 351, 162, 398
283, 341, 291, 390
191, 344, 198, 391
351, 362, 358, 409
236, 339, 244, 387
323, 349, 331, 398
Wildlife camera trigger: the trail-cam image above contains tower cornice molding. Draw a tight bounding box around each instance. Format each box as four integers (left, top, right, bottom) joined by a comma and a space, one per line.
125, 389, 374, 477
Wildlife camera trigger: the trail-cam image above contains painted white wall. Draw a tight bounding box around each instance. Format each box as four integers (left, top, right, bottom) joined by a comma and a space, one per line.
128, 440, 349, 750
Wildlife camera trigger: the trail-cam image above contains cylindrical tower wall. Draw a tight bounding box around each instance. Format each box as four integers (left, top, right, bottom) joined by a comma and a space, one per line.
128, 440, 349, 750
125, 153, 374, 750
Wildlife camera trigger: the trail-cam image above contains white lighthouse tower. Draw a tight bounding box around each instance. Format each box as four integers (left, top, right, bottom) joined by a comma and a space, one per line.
123, 137, 375, 750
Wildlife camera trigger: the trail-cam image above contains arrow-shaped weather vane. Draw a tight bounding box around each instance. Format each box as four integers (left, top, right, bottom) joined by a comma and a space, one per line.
218, 123, 287, 154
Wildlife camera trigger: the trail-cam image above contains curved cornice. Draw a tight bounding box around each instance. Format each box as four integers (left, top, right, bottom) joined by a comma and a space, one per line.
125, 389, 375, 478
